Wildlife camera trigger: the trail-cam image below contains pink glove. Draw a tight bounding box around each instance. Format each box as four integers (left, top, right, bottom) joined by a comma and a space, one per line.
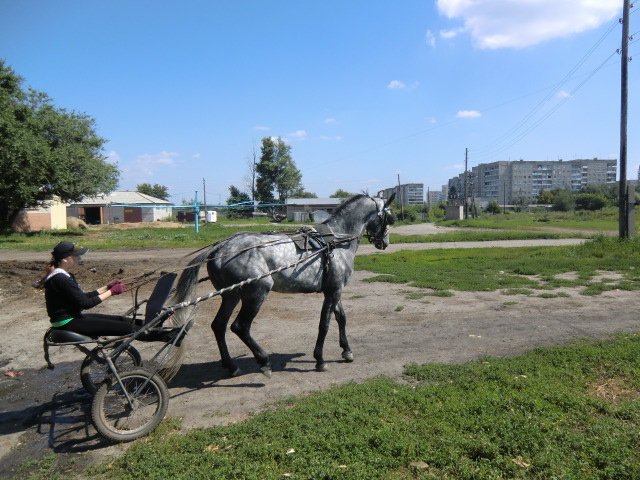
107, 279, 122, 289
110, 283, 127, 295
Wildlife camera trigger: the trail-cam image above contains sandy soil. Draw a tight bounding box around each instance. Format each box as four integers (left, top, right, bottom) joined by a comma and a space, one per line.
0, 225, 636, 477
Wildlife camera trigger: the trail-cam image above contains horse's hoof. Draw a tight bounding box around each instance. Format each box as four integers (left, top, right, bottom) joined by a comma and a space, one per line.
260, 366, 272, 378
315, 362, 328, 372
342, 351, 354, 362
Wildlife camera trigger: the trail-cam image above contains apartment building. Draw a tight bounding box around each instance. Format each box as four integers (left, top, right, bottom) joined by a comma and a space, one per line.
378, 183, 424, 205
448, 159, 617, 203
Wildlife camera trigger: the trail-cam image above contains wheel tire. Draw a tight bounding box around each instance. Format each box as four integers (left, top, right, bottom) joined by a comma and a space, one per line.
80, 344, 142, 395
91, 368, 169, 442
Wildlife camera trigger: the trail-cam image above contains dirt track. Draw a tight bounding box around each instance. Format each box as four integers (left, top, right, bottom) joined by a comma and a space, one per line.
0, 225, 637, 477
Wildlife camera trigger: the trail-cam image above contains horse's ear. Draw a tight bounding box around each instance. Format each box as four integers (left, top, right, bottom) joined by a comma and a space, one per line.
384, 192, 396, 208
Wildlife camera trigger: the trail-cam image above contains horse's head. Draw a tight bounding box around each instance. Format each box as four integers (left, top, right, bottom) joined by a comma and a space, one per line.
365, 193, 395, 250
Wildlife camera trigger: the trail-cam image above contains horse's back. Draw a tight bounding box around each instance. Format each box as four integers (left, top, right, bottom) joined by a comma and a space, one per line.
207, 232, 325, 293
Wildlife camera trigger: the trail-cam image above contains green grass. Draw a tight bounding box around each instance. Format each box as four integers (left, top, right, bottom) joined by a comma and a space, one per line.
0, 223, 296, 251
355, 236, 640, 295
92, 335, 640, 479
436, 206, 640, 232
387, 230, 590, 244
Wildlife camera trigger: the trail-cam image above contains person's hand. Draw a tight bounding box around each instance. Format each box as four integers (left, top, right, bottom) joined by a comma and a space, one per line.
107, 279, 122, 289
110, 283, 127, 295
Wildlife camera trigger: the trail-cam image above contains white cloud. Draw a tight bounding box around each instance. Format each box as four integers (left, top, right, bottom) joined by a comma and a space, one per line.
324, 118, 336, 124
387, 80, 406, 89
253, 126, 271, 131
287, 130, 307, 139
436, 0, 620, 49
457, 110, 482, 118
127, 151, 180, 177
106, 150, 120, 164
425, 29, 436, 47
445, 163, 464, 170
426, 116, 437, 124
320, 135, 343, 141
192, 152, 202, 159
557, 90, 571, 99
440, 27, 466, 39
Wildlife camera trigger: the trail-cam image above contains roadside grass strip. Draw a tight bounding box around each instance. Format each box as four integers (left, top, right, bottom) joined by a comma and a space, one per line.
91, 335, 640, 479
386, 230, 589, 244
435, 207, 638, 231
355, 236, 640, 295
0, 223, 294, 251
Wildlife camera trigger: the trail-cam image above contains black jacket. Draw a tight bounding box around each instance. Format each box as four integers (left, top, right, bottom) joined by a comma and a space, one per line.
45, 271, 101, 324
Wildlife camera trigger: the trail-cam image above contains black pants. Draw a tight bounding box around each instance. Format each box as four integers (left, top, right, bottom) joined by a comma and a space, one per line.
57, 314, 136, 337
56, 313, 173, 342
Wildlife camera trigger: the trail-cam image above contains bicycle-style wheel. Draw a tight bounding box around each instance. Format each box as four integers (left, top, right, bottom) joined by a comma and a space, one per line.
91, 368, 169, 442
80, 344, 142, 395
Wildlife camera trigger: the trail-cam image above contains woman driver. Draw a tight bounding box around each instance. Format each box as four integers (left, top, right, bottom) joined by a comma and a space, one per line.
41, 241, 182, 345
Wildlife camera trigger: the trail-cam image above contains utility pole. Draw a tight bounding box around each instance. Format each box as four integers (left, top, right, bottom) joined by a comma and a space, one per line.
619, 0, 631, 238
202, 178, 207, 224
464, 148, 468, 219
194, 190, 200, 233
397, 174, 404, 220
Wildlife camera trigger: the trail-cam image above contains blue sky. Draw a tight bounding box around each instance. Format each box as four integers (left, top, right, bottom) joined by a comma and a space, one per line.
1, 1, 637, 204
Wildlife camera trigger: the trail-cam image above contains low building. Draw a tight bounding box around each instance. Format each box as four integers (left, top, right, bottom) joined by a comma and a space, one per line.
285, 198, 343, 222
12, 196, 67, 232
67, 191, 172, 224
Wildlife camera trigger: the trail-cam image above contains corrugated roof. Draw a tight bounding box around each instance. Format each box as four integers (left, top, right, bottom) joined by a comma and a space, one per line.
286, 198, 343, 206
69, 191, 171, 205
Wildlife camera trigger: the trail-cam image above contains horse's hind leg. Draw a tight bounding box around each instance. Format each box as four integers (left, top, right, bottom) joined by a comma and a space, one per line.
212, 293, 241, 376
334, 300, 353, 362
230, 284, 272, 376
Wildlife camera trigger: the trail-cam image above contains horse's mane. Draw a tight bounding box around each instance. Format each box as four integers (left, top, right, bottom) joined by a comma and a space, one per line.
324, 194, 370, 222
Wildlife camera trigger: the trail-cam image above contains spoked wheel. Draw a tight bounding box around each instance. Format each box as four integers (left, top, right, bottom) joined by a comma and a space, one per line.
80, 344, 142, 395
91, 368, 169, 442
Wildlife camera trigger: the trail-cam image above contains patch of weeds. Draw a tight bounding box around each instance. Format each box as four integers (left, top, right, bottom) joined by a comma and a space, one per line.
401, 290, 432, 300
350, 295, 365, 299
394, 306, 405, 312
16, 453, 60, 480
501, 288, 533, 295
424, 290, 454, 297
537, 292, 571, 298
502, 301, 519, 306
421, 300, 432, 304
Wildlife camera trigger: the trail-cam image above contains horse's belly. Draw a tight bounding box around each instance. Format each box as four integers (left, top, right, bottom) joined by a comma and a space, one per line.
271, 269, 323, 293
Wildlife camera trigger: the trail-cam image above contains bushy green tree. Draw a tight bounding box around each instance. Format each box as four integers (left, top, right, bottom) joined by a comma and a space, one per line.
0, 60, 118, 231
227, 185, 251, 205
485, 200, 501, 214
330, 189, 355, 199
536, 190, 555, 204
289, 188, 317, 198
552, 189, 575, 211
136, 183, 169, 200
255, 137, 303, 203
575, 193, 606, 211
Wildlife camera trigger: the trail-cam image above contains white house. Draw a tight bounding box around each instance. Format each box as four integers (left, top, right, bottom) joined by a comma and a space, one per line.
67, 191, 172, 224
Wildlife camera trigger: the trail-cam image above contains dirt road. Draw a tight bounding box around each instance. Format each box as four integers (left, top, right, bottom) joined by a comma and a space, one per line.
1, 226, 635, 477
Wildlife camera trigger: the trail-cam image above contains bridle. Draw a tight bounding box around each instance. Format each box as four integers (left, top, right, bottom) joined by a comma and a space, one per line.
363, 197, 392, 249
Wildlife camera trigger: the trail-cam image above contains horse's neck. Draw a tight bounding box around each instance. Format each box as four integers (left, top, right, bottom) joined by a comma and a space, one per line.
326, 199, 375, 236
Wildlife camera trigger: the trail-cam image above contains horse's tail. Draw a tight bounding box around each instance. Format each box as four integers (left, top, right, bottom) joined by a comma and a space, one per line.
160, 247, 214, 382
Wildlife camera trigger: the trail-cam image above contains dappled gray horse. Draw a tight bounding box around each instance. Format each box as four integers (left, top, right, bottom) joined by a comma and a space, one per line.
173, 194, 395, 376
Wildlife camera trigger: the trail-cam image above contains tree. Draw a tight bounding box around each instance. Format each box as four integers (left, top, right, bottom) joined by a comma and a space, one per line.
255, 137, 303, 203
536, 190, 554, 204
0, 61, 118, 231
552, 189, 575, 212
289, 187, 317, 198
227, 185, 251, 205
575, 193, 605, 211
330, 189, 355, 199
136, 183, 169, 200
485, 200, 501, 214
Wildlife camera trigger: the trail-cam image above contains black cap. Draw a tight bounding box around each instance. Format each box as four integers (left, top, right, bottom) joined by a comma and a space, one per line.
52, 241, 89, 261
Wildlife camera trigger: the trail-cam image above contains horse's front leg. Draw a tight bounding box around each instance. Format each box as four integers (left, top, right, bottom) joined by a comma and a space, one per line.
334, 300, 353, 362
314, 289, 340, 372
